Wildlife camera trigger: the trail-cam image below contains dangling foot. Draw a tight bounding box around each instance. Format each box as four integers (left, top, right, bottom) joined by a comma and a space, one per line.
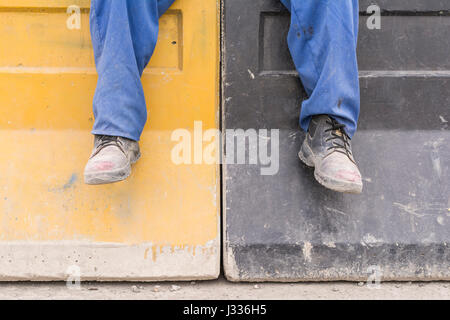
298, 115, 363, 194
84, 135, 141, 185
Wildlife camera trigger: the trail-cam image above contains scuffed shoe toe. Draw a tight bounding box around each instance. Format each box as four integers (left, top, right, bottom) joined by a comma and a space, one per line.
315, 153, 363, 194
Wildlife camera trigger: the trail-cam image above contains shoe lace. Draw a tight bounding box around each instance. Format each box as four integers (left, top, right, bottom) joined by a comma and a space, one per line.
324, 118, 353, 160
92, 135, 126, 158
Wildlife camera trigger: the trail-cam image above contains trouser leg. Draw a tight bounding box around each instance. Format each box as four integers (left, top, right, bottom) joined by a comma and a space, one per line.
90, 0, 175, 141
281, 0, 360, 138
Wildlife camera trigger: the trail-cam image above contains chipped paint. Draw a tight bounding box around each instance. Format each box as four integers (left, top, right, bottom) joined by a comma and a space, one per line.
361, 234, 383, 247
302, 241, 313, 262
223, 246, 240, 281
247, 69, 255, 79
324, 206, 348, 216
324, 241, 336, 248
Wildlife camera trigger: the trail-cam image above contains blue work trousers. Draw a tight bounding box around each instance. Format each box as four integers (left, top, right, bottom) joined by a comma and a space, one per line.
90, 0, 175, 141
281, 0, 360, 137
90, 0, 360, 140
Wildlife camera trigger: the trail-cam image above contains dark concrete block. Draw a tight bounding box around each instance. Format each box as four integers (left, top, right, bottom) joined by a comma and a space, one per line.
223, 0, 450, 281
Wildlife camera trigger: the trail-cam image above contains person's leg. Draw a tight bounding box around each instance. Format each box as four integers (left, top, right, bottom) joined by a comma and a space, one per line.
282, 0, 360, 137
282, 0, 363, 193
90, 0, 174, 141
85, 0, 175, 185
157, 0, 176, 16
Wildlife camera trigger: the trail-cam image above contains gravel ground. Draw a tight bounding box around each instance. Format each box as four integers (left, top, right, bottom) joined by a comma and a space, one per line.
0, 276, 449, 300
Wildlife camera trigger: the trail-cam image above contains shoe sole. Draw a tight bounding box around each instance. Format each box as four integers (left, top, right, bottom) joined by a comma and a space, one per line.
84, 152, 141, 185
298, 141, 363, 194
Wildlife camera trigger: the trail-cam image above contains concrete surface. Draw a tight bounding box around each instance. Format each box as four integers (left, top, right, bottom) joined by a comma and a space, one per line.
223, 0, 450, 282
0, 241, 219, 281
0, 277, 449, 300
0, 0, 220, 282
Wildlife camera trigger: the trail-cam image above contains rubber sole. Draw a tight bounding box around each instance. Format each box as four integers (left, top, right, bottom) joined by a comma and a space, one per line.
84, 165, 131, 185
84, 152, 141, 185
298, 140, 363, 194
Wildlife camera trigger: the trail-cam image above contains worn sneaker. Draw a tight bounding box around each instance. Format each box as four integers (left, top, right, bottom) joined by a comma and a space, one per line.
84, 135, 141, 185
298, 115, 363, 194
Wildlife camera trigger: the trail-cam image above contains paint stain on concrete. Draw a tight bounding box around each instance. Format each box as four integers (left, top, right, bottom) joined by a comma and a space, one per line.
152, 246, 158, 262
63, 174, 78, 190
48, 173, 78, 193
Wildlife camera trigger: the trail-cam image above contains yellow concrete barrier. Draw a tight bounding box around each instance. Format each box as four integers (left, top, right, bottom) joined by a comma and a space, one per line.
0, 0, 220, 280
